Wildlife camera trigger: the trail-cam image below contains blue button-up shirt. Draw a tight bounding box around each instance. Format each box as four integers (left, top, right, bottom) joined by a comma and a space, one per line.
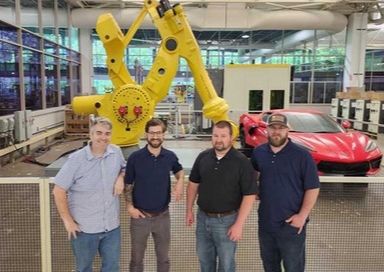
54, 144, 126, 233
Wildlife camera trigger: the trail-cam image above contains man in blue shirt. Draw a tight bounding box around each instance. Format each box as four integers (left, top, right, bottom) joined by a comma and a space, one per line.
53, 117, 126, 272
124, 118, 184, 272
251, 113, 320, 272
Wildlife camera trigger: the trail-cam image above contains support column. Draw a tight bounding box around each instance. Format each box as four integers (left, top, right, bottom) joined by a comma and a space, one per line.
79, 28, 93, 94
343, 13, 368, 91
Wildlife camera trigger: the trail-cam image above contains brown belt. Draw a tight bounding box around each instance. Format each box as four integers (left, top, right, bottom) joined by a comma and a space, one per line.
140, 208, 168, 218
203, 210, 238, 218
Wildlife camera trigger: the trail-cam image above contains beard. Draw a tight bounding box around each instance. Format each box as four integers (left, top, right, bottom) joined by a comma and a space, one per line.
213, 142, 230, 152
268, 135, 288, 148
147, 139, 163, 148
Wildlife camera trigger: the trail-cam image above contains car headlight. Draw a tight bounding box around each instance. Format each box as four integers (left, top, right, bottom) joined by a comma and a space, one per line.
291, 139, 315, 152
365, 139, 378, 152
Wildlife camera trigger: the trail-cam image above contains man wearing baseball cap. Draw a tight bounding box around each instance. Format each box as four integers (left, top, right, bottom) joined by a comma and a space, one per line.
251, 112, 320, 272
267, 113, 288, 127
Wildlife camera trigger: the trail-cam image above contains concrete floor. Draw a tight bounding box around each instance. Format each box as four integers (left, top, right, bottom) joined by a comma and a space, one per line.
1, 136, 384, 271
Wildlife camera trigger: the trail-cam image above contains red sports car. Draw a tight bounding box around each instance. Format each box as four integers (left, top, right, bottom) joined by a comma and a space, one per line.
239, 110, 382, 176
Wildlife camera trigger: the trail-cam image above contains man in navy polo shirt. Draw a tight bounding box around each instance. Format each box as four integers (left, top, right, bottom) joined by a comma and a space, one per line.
124, 118, 184, 272
251, 113, 320, 272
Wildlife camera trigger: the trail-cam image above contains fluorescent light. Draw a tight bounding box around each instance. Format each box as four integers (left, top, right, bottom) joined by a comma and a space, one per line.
241, 34, 250, 38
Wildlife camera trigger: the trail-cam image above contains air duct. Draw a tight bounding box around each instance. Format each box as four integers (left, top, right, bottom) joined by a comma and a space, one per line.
71, 4, 347, 32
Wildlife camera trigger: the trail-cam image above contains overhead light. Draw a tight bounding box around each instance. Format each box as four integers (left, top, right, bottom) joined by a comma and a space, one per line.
241, 34, 250, 39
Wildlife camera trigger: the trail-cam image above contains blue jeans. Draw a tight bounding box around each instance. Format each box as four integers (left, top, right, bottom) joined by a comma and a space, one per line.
259, 223, 306, 272
196, 209, 237, 272
71, 227, 120, 272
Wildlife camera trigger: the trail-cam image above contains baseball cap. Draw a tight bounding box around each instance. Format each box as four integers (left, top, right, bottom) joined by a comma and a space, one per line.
267, 113, 288, 127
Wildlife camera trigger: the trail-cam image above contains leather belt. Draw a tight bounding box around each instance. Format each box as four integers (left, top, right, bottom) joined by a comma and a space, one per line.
140, 208, 168, 218
203, 210, 238, 218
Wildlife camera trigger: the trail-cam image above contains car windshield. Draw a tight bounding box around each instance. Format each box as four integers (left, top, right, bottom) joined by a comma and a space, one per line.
284, 112, 344, 133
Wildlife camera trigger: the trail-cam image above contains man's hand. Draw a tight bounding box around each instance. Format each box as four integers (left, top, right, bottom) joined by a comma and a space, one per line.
172, 181, 184, 202
63, 218, 80, 240
227, 223, 243, 242
127, 205, 146, 219
186, 210, 195, 226
113, 173, 125, 196
285, 214, 307, 234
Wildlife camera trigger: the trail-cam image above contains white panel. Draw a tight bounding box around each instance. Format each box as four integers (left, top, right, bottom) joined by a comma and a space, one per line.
0, 7, 16, 25
343, 13, 368, 90
14, 111, 26, 143
223, 64, 290, 115
7, 117, 15, 131
25, 110, 32, 140
30, 107, 65, 134
368, 100, 383, 133
0, 119, 8, 133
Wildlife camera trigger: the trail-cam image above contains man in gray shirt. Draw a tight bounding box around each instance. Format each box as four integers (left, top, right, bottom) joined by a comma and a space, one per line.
53, 117, 126, 272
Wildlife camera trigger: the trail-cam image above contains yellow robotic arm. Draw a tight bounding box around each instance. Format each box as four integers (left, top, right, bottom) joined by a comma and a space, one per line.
72, 0, 237, 147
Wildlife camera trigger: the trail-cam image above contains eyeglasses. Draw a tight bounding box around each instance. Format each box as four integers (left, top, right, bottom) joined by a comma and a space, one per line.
147, 131, 164, 136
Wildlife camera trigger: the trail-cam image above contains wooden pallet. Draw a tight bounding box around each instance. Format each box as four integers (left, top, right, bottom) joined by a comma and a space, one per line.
64, 108, 89, 135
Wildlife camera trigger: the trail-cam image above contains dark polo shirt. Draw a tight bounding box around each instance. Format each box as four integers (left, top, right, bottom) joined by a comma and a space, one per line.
125, 145, 183, 213
251, 139, 320, 232
189, 147, 257, 213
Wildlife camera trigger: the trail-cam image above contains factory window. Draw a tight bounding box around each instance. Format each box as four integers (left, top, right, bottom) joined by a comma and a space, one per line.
249, 90, 263, 111
60, 59, 70, 105
0, 41, 21, 116
71, 63, 81, 96
58, 27, 69, 48
23, 49, 42, 111
44, 40, 57, 55
0, 22, 18, 43
291, 82, 309, 103
22, 30, 41, 49
71, 28, 79, 52
45, 55, 59, 108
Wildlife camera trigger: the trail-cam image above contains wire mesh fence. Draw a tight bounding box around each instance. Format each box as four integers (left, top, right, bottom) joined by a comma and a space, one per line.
0, 181, 42, 272
1, 178, 384, 271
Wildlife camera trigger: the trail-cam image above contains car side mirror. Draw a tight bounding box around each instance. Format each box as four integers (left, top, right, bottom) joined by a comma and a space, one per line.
341, 120, 351, 129
259, 122, 267, 128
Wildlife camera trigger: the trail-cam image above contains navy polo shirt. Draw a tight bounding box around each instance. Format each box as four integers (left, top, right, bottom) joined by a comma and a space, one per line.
125, 145, 183, 212
251, 139, 320, 232
190, 147, 258, 213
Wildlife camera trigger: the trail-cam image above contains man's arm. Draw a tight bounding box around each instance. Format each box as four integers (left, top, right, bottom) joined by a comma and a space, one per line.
52, 185, 80, 240
123, 183, 145, 219
185, 181, 199, 226
172, 169, 185, 202
285, 188, 320, 234
227, 194, 255, 241
113, 171, 125, 196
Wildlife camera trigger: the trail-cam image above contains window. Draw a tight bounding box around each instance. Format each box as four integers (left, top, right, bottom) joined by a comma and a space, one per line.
23, 49, 42, 110
0, 41, 20, 115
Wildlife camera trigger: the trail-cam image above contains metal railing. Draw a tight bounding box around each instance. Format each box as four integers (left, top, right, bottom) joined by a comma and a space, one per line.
1, 176, 384, 272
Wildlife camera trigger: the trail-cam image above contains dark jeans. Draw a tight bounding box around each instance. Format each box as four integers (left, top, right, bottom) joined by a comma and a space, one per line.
259, 223, 306, 272
130, 209, 170, 272
71, 227, 120, 272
